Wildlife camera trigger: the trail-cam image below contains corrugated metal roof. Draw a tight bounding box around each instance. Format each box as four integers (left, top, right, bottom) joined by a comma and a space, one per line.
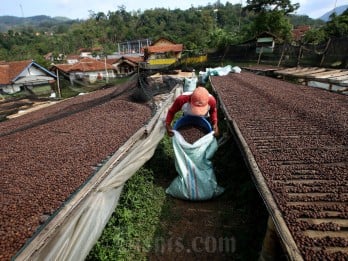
0, 60, 56, 85
257, 37, 274, 43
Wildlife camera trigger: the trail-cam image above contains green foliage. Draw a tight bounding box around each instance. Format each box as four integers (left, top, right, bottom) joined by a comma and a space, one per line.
86, 168, 167, 261
288, 14, 325, 28
0, 3, 253, 60
0, 15, 77, 33
324, 9, 348, 37
251, 11, 293, 40
244, 0, 299, 14
207, 28, 239, 50
302, 28, 327, 44
302, 10, 348, 44
0, 1, 343, 62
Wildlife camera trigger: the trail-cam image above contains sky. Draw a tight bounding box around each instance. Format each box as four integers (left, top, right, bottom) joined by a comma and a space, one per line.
0, 0, 347, 20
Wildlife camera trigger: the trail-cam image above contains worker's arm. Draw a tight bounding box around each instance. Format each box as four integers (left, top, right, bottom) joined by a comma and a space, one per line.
165, 96, 185, 137
209, 97, 219, 137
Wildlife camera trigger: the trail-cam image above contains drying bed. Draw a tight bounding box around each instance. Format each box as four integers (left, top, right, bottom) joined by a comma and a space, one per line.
0, 80, 153, 260
211, 71, 348, 260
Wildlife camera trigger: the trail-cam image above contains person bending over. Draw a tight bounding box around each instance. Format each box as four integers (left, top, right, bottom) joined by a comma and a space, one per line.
165, 86, 219, 137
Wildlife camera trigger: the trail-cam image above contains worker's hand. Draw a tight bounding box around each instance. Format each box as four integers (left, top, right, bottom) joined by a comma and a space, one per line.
213, 123, 219, 137
166, 123, 174, 137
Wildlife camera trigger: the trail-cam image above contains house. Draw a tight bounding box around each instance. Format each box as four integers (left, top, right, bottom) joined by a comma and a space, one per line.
44, 52, 65, 63
292, 25, 311, 43
77, 47, 104, 59
255, 32, 279, 54
65, 54, 81, 65
143, 38, 183, 68
0, 60, 57, 94
107, 55, 143, 77
50, 57, 115, 85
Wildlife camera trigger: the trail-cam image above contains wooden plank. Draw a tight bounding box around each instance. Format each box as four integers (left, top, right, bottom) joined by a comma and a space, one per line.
274, 67, 305, 75
328, 74, 348, 84
303, 230, 348, 238
242, 66, 280, 72
288, 192, 348, 197
291, 68, 327, 77
310, 247, 348, 254
318, 71, 348, 79
329, 74, 348, 81
336, 82, 348, 87
287, 202, 345, 208
306, 69, 343, 79
276, 67, 316, 76
292, 68, 319, 73
297, 218, 348, 227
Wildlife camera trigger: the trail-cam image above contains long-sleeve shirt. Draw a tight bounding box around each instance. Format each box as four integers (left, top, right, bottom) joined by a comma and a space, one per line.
165, 93, 218, 126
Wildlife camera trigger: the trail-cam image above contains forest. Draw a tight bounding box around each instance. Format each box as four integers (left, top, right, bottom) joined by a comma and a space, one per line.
0, 0, 347, 68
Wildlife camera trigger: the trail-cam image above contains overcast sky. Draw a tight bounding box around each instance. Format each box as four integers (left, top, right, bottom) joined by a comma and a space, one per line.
0, 0, 347, 20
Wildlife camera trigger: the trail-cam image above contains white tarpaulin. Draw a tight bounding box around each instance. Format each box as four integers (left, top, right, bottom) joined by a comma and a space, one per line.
15, 87, 182, 261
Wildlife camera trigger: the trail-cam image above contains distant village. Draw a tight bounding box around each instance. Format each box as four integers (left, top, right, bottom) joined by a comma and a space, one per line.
0, 37, 186, 97
0, 23, 317, 100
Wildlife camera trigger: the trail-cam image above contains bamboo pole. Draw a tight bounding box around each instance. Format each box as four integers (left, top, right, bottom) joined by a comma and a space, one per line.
257, 47, 263, 65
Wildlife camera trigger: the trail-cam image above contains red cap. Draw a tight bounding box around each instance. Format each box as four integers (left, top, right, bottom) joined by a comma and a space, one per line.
190, 87, 209, 116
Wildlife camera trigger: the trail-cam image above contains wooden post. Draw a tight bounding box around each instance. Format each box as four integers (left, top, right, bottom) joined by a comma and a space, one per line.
258, 47, 263, 65
297, 45, 303, 67
56, 69, 61, 98
259, 216, 281, 261
320, 38, 331, 67
277, 44, 286, 67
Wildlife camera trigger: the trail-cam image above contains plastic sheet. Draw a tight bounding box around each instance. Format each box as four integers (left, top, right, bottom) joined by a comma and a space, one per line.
166, 129, 225, 201
183, 77, 197, 92
199, 65, 241, 84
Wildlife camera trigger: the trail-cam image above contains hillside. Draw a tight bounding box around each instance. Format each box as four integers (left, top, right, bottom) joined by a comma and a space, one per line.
319, 4, 348, 21
0, 15, 78, 32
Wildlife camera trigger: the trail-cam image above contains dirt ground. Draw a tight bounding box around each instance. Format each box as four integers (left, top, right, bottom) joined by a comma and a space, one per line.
147, 135, 270, 261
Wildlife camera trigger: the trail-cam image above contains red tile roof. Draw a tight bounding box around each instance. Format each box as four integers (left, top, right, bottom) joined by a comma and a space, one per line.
51, 64, 74, 73
0, 60, 32, 85
151, 37, 176, 46
53, 57, 114, 73
106, 58, 120, 65
146, 44, 183, 53
123, 56, 144, 63
66, 54, 81, 60
292, 25, 311, 41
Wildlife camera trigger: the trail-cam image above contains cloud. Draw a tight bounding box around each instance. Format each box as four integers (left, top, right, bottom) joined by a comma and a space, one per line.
296, 0, 345, 18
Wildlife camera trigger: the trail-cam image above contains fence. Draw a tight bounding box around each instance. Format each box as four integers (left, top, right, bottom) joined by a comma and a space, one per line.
210, 37, 348, 68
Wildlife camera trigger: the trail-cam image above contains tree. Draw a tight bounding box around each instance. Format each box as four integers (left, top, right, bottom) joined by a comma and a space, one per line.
302, 28, 326, 44
243, 0, 299, 41
207, 28, 237, 50
244, 0, 299, 15
303, 9, 348, 44
324, 9, 348, 37
251, 11, 293, 41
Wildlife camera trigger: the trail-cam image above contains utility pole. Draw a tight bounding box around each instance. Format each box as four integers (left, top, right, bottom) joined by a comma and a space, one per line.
238, 0, 243, 32
19, 4, 24, 18
334, 0, 338, 14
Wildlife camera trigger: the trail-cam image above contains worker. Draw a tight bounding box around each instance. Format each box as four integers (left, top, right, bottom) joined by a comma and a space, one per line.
165, 86, 219, 137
